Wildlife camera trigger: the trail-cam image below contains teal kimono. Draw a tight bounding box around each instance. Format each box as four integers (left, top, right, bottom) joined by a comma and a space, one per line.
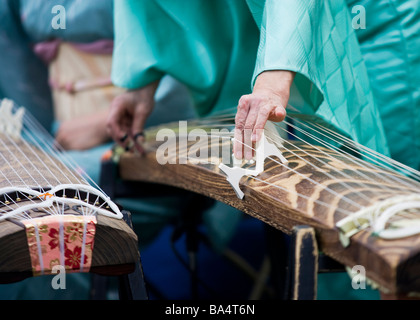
112, 0, 390, 156
112, 0, 420, 299
113, 0, 420, 170
349, 0, 420, 170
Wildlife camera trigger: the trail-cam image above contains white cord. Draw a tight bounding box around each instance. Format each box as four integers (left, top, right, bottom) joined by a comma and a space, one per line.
0, 184, 122, 221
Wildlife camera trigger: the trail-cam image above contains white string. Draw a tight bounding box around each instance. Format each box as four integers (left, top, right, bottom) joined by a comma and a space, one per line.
21, 114, 85, 186
155, 129, 362, 214
0, 184, 122, 221
198, 111, 420, 186
0, 99, 120, 221
307, 118, 420, 182
286, 116, 420, 190
23, 110, 108, 193
0, 135, 63, 216
168, 116, 420, 240
276, 120, 420, 194
194, 113, 420, 194
0, 140, 58, 217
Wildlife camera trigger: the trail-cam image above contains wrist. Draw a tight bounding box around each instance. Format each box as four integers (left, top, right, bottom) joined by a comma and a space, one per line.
253, 70, 295, 97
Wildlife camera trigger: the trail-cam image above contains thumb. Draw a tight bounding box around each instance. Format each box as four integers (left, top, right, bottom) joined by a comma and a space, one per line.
268, 105, 287, 122
130, 103, 153, 153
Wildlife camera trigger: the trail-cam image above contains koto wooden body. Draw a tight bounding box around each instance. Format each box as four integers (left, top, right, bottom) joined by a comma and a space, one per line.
0, 134, 139, 283
0, 210, 139, 283
117, 125, 420, 294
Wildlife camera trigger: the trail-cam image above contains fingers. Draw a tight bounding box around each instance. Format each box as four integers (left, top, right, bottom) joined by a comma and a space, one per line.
132, 131, 145, 155
106, 95, 131, 148
234, 94, 263, 160
253, 105, 271, 143
234, 94, 287, 160
130, 104, 152, 155
106, 93, 148, 153
243, 106, 259, 160
234, 95, 250, 160
268, 106, 286, 122
107, 84, 158, 155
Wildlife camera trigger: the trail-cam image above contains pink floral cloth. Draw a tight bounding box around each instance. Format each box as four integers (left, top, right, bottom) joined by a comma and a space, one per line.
22, 215, 96, 276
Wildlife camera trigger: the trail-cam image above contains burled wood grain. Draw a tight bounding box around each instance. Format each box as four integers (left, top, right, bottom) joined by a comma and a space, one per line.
117, 122, 420, 294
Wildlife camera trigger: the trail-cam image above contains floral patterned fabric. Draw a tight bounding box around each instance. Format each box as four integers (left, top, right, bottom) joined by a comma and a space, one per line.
22, 215, 96, 276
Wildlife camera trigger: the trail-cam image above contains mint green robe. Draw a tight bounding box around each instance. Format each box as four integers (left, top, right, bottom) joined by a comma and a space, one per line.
112, 0, 419, 300
349, 0, 420, 170
112, 0, 391, 157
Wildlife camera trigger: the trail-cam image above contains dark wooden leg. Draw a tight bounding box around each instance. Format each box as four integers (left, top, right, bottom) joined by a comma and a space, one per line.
118, 210, 148, 300
266, 225, 325, 300
118, 260, 148, 300
288, 225, 318, 300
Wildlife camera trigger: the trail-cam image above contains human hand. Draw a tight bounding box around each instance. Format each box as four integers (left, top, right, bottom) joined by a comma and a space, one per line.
55, 109, 110, 150
106, 81, 159, 154
234, 70, 295, 160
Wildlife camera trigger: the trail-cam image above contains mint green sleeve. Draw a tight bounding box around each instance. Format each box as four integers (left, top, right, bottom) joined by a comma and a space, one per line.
248, 0, 323, 109
248, 0, 390, 155
352, 0, 420, 170
111, 0, 260, 116
111, 1, 164, 90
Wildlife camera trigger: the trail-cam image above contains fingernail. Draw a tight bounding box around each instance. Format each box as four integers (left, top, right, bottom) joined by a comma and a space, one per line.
251, 134, 257, 142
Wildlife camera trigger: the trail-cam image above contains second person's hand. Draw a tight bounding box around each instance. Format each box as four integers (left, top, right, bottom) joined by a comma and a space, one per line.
106, 80, 160, 155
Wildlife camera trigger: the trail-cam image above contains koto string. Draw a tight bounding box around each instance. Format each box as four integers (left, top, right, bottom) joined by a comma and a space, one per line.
197, 109, 420, 191
288, 114, 420, 182
171, 117, 420, 216
185, 121, 400, 203
22, 112, 86, 185
154, 130, 360, 215
1, 109, 80, 217
263, 130, 420, 225
22, 107, 109, 195
229, 136, 420, 228
0, 132, 68, 217
198, 105, 415, 179
0, 140, 58, 217
276, 119, 419, 193
21, 110, 101, 217
176, 155, 354, 216
0, 100, 115, 220
223, 135, 364, 210
308, 119, 420, 182
265, 134, 383, 203
285, 116, 420, 190
186, 114, 420, 236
